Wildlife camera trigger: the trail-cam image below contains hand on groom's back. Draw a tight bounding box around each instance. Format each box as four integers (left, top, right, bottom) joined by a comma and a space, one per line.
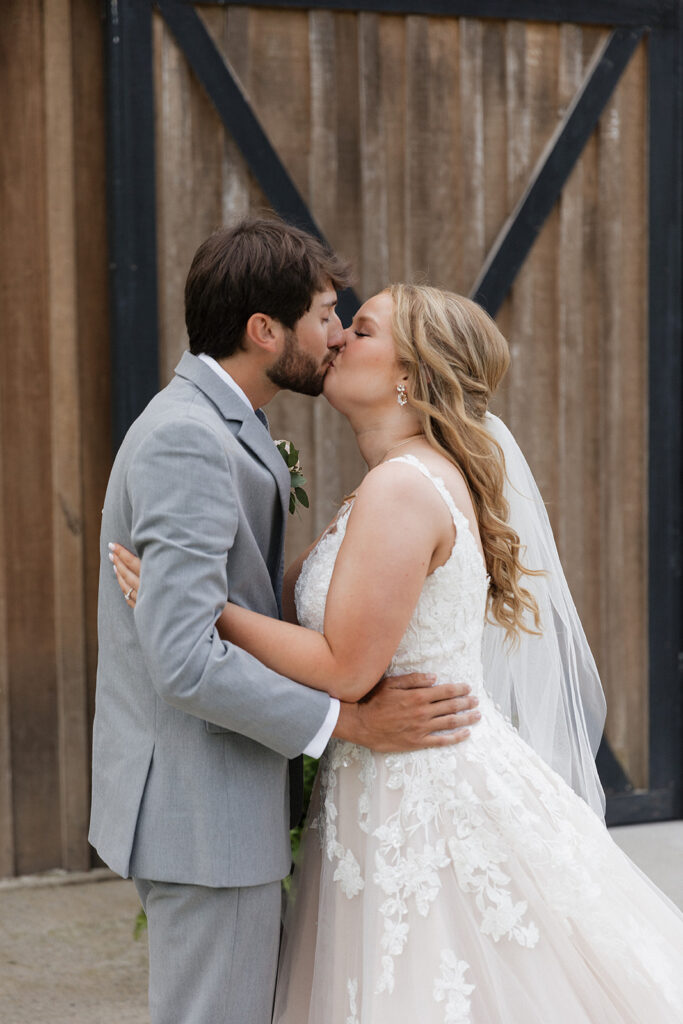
333, 673, 480, 752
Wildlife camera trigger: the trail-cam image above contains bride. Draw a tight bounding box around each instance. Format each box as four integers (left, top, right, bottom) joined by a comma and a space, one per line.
114, 284, 683, 1022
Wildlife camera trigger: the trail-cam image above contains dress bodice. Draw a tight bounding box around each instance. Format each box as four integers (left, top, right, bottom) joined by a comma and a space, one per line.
295, 455, 490, 694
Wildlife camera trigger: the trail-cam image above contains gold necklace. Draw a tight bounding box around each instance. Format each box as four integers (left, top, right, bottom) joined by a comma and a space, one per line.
380, 433, 425, 463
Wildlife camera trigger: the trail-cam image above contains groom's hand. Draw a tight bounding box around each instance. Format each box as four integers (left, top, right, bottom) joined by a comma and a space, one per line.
333, 673, 480, 752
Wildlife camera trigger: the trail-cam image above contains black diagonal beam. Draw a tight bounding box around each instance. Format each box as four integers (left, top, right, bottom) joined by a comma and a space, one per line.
156, 0, 360, 323
471, 26, 645, 316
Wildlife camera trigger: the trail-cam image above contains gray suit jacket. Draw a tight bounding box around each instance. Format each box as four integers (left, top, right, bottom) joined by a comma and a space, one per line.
89, 353, 330, 887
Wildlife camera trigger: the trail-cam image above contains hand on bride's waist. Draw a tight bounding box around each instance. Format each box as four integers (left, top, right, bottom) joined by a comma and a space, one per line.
333, 671, 481, 754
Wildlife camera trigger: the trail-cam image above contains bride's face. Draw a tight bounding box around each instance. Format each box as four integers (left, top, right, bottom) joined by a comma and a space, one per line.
323, 291, 402, 414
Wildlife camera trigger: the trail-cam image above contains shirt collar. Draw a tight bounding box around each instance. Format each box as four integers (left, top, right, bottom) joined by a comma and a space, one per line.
197, 353, 254, 412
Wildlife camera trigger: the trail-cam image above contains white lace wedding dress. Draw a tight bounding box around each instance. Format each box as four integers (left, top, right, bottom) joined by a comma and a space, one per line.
272, 456, 683, 1023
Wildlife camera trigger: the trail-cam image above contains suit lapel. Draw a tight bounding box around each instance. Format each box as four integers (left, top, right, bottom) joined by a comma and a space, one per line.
174, 352, 290, 519
236, 414, 290, 517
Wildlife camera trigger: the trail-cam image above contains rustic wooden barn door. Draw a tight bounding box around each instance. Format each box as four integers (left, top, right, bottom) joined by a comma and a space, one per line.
106, 0, 681, 826
0, 0, 109, 877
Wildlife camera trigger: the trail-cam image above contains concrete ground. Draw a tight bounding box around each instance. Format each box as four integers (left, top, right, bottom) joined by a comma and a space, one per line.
0, 871, 148, 1024
0, 822, 681, 1024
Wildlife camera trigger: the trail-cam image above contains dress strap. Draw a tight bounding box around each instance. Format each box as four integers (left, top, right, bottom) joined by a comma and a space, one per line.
385, 454, 470, 532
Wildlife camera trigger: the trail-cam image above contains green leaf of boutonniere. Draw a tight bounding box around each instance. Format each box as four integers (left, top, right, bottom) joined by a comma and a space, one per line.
275, 440, 310, 515
294, 487, 309, 508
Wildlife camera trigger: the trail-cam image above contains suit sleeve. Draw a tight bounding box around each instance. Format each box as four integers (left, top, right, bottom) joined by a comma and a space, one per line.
127, 416, 331, 758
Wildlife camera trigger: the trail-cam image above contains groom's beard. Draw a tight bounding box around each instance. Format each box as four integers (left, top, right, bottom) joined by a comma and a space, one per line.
266, 328, 332, 397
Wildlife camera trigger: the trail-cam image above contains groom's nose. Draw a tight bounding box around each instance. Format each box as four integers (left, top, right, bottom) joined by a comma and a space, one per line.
327, 310, 344, 350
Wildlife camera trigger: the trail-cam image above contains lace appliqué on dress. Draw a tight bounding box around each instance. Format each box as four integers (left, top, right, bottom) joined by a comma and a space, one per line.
346, 978, 360, 1024
433, 950, 475, 1024
365, 743, 538, 994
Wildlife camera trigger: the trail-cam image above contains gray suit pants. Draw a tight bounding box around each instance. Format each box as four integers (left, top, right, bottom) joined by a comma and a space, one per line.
135, 878, 281, 1024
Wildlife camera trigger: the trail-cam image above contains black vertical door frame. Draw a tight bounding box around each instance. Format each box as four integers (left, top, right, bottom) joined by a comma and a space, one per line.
638, 15, 682, 826
104, 0, 682, 824
105, 0, 159, 450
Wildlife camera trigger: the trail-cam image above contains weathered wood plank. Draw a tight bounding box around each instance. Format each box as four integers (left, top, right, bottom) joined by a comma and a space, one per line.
248, 9, 311, 204
199, 5, 269, 222
70, 0, 112, 758
188, 8, 225, 242
0, 361, 13, 878
597, 42, 648, 788
576, 27, 606, 698
0, 0, 15, 867
245, 9, 315, 560
482, 21, 508, 256
490, 20, 528, 425
556, 24, 587, 609
379, 14, 407, 285
405, 16, 460, 289
501, 23, 534, 457
309, 9, 339, 239
307, 9, 366, 538
358, 12, 389, 296
219, 8, 252, 224
155, 11, 202, 383
480, 19, 511, 406
459, 19, 486, 294
333, 12, 362, 276
616, 40, 648, 788
44, 0, 90, 870
404, 15, 431, 283
506, 21, 561, 513
0, 0, 61, 875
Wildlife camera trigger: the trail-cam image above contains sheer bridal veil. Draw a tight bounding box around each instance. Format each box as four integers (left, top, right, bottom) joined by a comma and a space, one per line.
482, 413, 607, 818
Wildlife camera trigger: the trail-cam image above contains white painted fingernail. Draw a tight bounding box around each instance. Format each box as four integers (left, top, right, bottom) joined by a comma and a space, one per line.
112, 565, 118, 574
108, 542, 115, 551
108, 552, 114, 562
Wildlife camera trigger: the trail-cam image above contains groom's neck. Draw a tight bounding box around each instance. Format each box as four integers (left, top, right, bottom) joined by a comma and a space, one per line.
217, 353, 279, 411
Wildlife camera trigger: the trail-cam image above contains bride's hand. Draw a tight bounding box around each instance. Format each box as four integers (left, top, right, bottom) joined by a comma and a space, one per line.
109, 543, 141, 608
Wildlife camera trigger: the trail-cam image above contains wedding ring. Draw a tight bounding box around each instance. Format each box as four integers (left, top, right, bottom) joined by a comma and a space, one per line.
124, 587, 134, 601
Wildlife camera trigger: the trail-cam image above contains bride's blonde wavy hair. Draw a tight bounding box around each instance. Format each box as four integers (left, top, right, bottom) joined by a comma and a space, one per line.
388, 283, 540, 640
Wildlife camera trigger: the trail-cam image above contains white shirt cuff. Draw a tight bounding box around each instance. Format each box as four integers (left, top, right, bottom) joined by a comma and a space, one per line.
302, 697, 340, 758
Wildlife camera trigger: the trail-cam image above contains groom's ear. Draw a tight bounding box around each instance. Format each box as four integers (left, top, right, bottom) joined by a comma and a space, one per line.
244, 312, 284, 356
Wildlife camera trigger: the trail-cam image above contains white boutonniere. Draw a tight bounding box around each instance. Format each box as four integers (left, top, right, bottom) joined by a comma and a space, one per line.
275, 440, 309, 514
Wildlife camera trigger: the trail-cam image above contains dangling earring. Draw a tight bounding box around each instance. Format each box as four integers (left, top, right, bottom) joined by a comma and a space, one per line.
396, 383, 408, 407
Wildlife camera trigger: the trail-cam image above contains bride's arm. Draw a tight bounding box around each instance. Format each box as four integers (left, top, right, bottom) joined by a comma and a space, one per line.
216, 464, 441, 702
111, 511, 348, 625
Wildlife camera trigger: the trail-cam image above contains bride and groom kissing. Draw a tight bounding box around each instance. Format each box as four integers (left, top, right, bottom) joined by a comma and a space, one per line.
92, 217, 683, 1023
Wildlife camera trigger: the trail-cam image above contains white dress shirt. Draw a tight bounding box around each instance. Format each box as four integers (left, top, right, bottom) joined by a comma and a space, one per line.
197, 353, 339, 757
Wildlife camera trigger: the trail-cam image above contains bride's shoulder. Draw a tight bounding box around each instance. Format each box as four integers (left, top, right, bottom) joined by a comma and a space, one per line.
361, 452, 477, 527
358, 457, 423, 493
353, 458, 447, 521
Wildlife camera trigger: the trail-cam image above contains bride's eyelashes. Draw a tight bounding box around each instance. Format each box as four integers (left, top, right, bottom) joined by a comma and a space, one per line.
354, 330, 369, 338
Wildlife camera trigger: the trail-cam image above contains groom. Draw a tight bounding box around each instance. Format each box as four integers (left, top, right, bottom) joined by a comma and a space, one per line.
90, 218, 479, 1024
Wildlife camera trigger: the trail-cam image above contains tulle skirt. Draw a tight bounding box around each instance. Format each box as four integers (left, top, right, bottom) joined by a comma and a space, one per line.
273, 702, 683, 1023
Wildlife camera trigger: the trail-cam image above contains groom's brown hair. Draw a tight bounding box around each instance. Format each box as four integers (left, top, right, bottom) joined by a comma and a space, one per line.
185, 217, 353, 359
